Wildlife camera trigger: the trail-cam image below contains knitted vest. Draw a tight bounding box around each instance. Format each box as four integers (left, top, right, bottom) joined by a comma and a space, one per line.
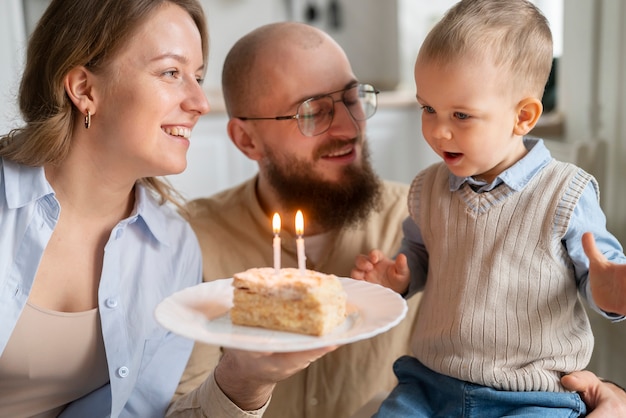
408, 160, 596, 392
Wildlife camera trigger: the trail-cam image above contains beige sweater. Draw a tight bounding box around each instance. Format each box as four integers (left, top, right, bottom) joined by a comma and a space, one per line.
408, 160, 595, 392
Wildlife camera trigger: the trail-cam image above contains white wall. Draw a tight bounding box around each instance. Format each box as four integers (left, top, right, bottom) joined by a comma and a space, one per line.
559, 0, 626, 388
199, 0, 288, 95
0, 0, 27, 134
200, 0, 399, 92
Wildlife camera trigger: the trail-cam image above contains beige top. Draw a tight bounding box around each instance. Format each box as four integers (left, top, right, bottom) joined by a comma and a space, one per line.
0, 303, 109, 417
171, 177, 421, 418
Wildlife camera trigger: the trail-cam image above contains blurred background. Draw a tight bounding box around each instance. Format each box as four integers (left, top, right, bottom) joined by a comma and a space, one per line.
1, 0, 625, 389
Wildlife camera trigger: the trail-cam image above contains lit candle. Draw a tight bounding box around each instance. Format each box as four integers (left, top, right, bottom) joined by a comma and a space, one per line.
295, 210, 306, 275
273, 213, 281, 274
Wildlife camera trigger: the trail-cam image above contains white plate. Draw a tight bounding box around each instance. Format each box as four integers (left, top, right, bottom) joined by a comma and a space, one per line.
154, 277, 408, 352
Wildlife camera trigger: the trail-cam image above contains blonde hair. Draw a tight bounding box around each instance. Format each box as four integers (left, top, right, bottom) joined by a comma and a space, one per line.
418, 0, 553, 99
0, 0, 208, 208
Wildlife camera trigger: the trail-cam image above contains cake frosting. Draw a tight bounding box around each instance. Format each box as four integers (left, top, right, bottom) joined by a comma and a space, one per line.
231, 267, 347, 336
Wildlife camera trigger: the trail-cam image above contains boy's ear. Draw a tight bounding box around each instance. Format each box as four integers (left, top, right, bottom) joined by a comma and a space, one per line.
514, 97, 543, 136
64, 66, 95, 115
227, 118, 263, 161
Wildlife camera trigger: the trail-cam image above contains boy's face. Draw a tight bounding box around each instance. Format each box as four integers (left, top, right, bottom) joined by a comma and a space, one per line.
414, 56, 529, 183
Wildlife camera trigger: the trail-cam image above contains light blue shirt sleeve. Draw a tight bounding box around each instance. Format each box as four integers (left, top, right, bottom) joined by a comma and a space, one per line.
562, 182, 626, 321
398, 215, 429, 299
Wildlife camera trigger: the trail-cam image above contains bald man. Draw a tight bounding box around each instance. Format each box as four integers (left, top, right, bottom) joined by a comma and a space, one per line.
174, 22, 420, 418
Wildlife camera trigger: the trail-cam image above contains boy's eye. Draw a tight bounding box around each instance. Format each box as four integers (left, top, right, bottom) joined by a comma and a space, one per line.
454, 112, 470, 120
421, 105, 435, 114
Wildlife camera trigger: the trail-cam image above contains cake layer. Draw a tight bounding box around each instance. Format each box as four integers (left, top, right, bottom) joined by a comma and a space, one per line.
231, 267, 347, 336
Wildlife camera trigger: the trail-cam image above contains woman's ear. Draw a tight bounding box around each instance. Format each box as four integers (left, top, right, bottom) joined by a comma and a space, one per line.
227, 118, 263, 161
64, 66, 95, 116
514, 97, 543, 136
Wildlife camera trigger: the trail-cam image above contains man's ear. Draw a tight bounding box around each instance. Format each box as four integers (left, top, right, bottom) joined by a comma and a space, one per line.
513, 97, 543, 136
64, 66, 96, 116
227, 118, 263, 161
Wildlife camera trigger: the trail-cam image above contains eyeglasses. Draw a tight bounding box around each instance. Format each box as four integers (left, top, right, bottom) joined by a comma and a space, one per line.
236, 83, 379, 137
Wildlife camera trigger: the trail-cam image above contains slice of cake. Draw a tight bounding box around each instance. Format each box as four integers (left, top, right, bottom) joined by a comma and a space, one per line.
231, 267, 347, 336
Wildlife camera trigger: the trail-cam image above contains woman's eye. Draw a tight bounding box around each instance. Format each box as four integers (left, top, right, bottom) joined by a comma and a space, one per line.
163, 70, 179, 78
421, 105, 435, 114
454, 112, 470, 120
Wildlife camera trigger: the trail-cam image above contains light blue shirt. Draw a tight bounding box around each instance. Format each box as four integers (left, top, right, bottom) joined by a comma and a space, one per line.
400, 138, 625, 320
0, 158, 203, 417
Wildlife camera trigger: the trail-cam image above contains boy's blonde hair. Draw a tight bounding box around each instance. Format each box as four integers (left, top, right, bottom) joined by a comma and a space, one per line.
417, 0, 553, 99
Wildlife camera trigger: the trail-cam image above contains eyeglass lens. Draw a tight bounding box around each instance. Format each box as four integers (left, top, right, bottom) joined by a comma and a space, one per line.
297, 84, 378, 136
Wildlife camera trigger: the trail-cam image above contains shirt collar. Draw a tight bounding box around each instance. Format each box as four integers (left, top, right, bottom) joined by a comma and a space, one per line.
120, 183, 174, 247
2, 158, 54, 209
2, 157, 171, 246
449, 138, 552, 192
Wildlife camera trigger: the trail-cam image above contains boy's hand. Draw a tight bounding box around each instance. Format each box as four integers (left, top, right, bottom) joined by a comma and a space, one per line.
583, 232, 626, 315
351, 249, 410, 294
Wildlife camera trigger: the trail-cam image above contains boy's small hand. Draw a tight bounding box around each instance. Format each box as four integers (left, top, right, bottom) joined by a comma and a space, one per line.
352, 249, 386, 275
351, 250, 410, 294
583, 232, 626, 315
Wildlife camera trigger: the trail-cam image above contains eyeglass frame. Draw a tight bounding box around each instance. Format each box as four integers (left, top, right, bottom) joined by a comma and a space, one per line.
235, 83, 380, 137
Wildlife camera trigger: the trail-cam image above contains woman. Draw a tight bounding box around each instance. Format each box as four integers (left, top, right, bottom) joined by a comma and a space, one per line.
0, 1, 332, 416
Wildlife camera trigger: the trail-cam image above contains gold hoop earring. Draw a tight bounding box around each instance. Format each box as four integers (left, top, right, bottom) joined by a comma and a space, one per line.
84, 110, 91, 129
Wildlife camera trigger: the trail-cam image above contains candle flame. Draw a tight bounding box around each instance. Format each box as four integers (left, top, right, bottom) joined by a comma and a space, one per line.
273, 213, 281, 234
295, 210, 304, 236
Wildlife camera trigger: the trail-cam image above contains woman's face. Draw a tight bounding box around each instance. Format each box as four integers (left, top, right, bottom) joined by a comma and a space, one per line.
89, 2, 209, 180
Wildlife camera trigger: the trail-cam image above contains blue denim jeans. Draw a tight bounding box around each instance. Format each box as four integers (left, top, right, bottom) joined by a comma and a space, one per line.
374, 356, 586, 418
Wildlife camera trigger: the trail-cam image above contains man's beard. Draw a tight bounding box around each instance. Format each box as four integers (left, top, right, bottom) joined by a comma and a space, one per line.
263, 139, 382, 232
